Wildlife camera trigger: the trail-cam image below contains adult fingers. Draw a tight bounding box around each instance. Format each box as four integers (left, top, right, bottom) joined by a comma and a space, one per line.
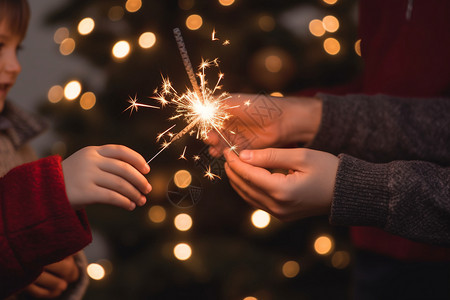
97, 144, 150, 175
238, 148, 305, 170
98, 156, 152, 195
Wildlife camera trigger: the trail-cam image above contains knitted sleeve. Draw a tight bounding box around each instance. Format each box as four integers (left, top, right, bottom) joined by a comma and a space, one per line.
0, 156, 92, 298
330, 154, 450, 246
309, 94, 450, 164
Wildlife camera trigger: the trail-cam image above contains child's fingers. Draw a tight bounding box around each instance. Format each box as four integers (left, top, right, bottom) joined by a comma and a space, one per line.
95, 172, 147, 207
97, 144, 150, 174
98, 157, 151, 195
94, 186, 138, 211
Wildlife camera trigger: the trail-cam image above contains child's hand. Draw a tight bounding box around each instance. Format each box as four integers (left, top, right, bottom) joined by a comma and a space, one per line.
62, 145, 152, 211
223, 148, 339, 221
23, 256, 79, 298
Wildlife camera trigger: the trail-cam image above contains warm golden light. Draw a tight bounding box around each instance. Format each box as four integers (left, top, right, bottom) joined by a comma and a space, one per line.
331, 251, 351, 269
270, 92, 284, 97
64, 80, 82, 100
139, 32, 156, 49
174, 170, 192, 188
108, 6, 124, 21
174, 213, 193, 231
354, 39, 362, 56
309, 19, 325, 37
178, 0, 195, 10
80, 92, 96, 110
282, 260, 300, 278
186, 14, 203, 31
59, 38, 75, 56
323, 0, 338, 4
323, 38, 340, 55
174, 243, 192, 260
125, 0, 142, 13
148, 205, 166, 223
54, 27, 69, 44
322, 15, 339, 33
243, 297, 258, 300
78, 18, 95, 35
86, 263, 105, 280
219, 0, 235, 6
48, 85, 64, 103
258, 15, 275, 32
265, 55, 283, 73
314, 236, 334, 255
112, 40, 131, 59
251, 210, 271, 229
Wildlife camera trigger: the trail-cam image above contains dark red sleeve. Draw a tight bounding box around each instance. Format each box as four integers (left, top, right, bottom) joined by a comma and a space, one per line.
0, 156, 92, 298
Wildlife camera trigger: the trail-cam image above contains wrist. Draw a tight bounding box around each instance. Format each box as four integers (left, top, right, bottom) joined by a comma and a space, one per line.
283, 97, 322, 144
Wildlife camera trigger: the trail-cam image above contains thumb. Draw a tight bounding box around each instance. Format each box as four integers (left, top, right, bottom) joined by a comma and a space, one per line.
238, 148, 302, 169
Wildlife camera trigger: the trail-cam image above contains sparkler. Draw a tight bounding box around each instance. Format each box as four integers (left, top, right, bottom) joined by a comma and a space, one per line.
143, 28, 238, 165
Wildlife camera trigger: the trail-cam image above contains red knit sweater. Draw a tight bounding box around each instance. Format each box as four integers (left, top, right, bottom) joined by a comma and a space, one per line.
0, 156, 92, 297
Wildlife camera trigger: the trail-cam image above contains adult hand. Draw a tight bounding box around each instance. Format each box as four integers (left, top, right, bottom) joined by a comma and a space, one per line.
224, 147, 338, 221
206, 93, 322, 157
23, 255, 79, 298
62, 144, 152, 211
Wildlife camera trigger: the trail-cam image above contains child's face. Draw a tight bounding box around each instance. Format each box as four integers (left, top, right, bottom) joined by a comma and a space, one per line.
0, 20, 22, 112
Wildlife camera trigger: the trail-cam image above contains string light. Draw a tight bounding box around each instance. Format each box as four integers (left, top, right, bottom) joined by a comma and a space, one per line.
78, 17, 95, 35
251, 210, 270, 229
322, 15, 339, 33
323, 0, 338, 4
64, 80, 82, 100
218, 0, 235, 6
80, 92, 96, 110
243, 297, 258, 300
282, 261, 300, 278
54, 27, 69, 44
174, 213, 193, 231
323, 38, 340, 55
112, 40, 131, 59
148, 205, 167, 223
125, 0, 142, 13
309, 19, 325, 37
174, 170, 192, 188
186, 14, 203, 30
314, 235, 334, 255
87, 263, 105, 280
331, 251, 351, 269
354, 39, 362, 56
48, 85, 64, 103
173, 243, 192, 260
139, 32, 157, 49
270, 92, 283, 97
265, 55, 283, 73
59, 38, 75, 56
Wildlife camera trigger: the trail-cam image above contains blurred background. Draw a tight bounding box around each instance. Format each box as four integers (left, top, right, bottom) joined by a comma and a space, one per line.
12, 0, 362, 299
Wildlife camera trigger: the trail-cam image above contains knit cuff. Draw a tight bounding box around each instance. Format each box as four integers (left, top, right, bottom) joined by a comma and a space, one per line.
330, 154, 390, 228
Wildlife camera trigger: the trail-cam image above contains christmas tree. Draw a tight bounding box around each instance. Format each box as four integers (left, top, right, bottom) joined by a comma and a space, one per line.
41, 0, 360, 298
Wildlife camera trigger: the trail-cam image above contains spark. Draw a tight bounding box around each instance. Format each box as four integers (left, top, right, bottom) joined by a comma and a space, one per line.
222, 40, 230, 46
156, 124, 176, 142
204, 165, 221, 180
193, 155, 200, 161
179, 146, 187, 160
244, 100, 251, 106
212, 28, 219, 41
124, 95, 159, 115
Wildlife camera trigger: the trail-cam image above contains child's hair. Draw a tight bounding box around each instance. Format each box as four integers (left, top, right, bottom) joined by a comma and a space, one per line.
0, 0, 30, 40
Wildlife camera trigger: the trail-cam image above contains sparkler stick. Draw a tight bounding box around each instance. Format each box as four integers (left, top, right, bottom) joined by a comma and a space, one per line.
173, 28, 202, 100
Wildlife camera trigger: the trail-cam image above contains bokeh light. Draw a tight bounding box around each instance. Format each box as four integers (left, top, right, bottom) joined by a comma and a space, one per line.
148, 205, 166, 223
258, 15, 275, 32
282, 260, 300, 278
48, 85, 64, 103
78, 17, 95, 35
64, 80, 82, 100
186, 14, 203, 30
309, 19, 325, 37
112, 40, 131, 59
59, 38, 75, 56
219, 0, 235, 6
270, 92, 284, 97
323, 0, 338, 4
178, 0, 195, 10
125, 0, 142, 13
243, 297, 258, 300
54, 27, 69, 44
139, 32, 156, 49
96, 259, 113, 275
108, 6, 124, 21
174, 243, 192, 260
87, 263, 105, 280
323, 38, 340, 55
174, 213, 193, 231
80, 92, 96, 110
354, 39, 362, 56
322, 15, 339, 33
265, 55, 283, 73
251, 210, 271, 229
331, 251, 351, 269
174, 170, 192, 188
314, 235, 334, 255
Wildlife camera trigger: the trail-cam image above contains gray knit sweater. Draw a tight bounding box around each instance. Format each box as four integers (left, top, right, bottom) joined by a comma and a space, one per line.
310, 94, 450, 246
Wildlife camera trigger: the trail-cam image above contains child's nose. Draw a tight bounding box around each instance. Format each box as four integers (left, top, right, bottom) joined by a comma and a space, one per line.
5, 55, 22, 74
